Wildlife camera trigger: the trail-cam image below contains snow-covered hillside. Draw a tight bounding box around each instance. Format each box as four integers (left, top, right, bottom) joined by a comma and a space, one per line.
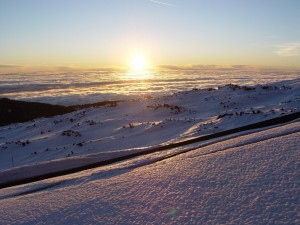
0, 79, 299, 172
0, 78, 299, 224
0, 119, 299, 224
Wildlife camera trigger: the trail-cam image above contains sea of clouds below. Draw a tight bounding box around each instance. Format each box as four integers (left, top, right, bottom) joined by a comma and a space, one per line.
0, 69, 299, 106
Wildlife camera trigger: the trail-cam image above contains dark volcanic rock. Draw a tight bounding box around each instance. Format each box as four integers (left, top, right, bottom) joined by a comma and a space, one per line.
0, 98, 121, 127
0, 98, 74, 126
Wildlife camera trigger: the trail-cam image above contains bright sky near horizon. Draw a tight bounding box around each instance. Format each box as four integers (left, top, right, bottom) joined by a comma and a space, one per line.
0, 0, 300, 70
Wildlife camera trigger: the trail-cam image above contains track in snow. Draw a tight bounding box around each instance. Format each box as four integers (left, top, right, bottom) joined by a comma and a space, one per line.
0, 111, 300, 189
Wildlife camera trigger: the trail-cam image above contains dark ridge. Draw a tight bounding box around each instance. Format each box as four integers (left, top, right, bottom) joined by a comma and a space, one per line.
0, 98, 121, 127
0, 111, 299, 189
69, 100, 121, 110
0, 98, 74, 126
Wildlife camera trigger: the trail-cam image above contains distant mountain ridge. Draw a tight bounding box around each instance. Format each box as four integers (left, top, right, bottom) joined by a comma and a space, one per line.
0, 98, 74, 126
0, 98, 119, 126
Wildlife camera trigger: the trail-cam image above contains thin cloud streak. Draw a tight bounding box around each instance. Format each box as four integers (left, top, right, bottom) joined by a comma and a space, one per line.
275, 42, 300, 57
149, 0, 178, 7
157, 64, 259, 71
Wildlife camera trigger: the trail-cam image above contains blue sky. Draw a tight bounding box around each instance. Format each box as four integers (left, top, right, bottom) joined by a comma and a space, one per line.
0, 0, 300, 69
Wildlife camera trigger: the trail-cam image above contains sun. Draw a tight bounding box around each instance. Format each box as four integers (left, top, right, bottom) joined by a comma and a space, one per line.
130, 54, 149, 71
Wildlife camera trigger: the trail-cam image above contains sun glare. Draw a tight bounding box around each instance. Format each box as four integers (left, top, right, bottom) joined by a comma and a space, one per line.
130, 54, 149, 71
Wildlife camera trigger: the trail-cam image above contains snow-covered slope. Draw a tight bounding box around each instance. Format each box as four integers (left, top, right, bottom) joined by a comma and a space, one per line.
1, 78, 299, 171
0, 120, 299, 224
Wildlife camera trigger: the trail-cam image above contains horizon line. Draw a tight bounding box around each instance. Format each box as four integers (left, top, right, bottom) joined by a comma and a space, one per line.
0, 64, 299, 73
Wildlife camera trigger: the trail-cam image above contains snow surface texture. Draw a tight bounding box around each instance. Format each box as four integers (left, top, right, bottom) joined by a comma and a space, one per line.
0, 78, 299, 172
0, 121, 299, 224
0, 79, 299, 224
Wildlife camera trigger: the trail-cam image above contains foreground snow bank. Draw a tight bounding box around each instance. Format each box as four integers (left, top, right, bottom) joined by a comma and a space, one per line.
0, 121, 299, 224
